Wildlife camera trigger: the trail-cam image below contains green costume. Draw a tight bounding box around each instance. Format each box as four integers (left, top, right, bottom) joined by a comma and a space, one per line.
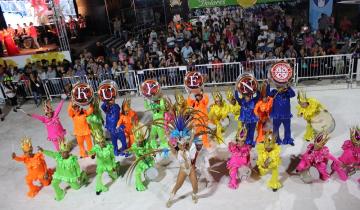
144, 98, 167, 148
88, 144, 118, 194
87, 98, 105, 141
131, 138, 156, 191
43, 150, 88, 201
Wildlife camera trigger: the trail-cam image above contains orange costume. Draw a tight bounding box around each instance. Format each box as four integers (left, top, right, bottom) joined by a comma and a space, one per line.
68, 103, 94, 158
187, 93, 210, 148
254, 97, 273, 142
117, 99, 139, 148
12, 137, 53, 198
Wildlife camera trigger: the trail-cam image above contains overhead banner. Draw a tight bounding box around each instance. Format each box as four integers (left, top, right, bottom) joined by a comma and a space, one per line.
309, 0, 333, 30
188, 0, 286, 9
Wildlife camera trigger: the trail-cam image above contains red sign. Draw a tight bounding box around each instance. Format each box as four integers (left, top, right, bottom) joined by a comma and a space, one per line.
236, 73, 258, 95
270, 62, 293, 84
71, 83, 94, 106
97, 80, 118, 102
184, 71, 204, 94
140, 80, 161, 99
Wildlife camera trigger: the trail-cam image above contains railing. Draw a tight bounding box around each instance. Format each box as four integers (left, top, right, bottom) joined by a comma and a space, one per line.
1, 54, 359, 104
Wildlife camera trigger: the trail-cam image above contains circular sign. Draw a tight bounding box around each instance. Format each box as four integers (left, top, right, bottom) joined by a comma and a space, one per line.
184, 71, 204, 94
236, 73, 258, 96
270, 62, 293, 85
140, 79, 161, 100
71, 83, 94, 106
97, 80, 118, 102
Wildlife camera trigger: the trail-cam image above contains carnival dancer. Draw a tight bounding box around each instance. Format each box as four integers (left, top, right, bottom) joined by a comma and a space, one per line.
187, 90, 210, 148
101, 98, 127, 156
193, 138, 213, 186
235, 90, 259, 147
338, 127, 360, 183
296, 132, 347, 182
39, 141, 89, 201
86, 97, 105, 143
25, 100, 66, 151
144, 97, 167, 148
166, 111, 217, 207
126, 123, 158, 191
227, 127, 251, 189
296, 91, 327, 141
12, 137, 53, 198
254, 83, 273, 143
266, 80, 295, 145
174, 91, 188, 114
226, 89, 242, 129
164, 99, 175, 135
116, 98, 138, 148
256, 132, 282, 191
208, 90, 230, 143
87, 131, 118, 195
68, 102, 94, 158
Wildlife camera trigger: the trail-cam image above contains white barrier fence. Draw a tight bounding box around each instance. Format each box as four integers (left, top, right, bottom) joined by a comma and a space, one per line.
1, 54, 359, 103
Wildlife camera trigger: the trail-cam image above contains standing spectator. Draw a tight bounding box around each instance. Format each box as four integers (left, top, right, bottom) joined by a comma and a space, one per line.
29, 22, 40, 49
2, 76, 20, 112
340, 16, 352, 36
68, 16, 77, 38
29, 72, 43, 107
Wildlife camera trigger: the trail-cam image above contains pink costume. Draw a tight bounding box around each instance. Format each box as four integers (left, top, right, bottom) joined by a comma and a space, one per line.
296, 143, 347, 181
31, 100, 66, 151
339, 139, 360, 184
227, 142, 251, 189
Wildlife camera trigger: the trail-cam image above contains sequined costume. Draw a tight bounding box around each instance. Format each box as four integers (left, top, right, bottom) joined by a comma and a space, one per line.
129, 124, 157, 191
296, 132, 347, 182
12, 137, 53, 198
101, 101, 127, 156
117, 99, 139, 148
256, 133, 282, 191
144, 98, 167, 148
226, 89, 242, 129
31, 100, 66, 151
266, 84, 295, 145
296, 91, 326, 141
227, 128, 251, 189
87, 133, 118, 195
339, 128, 360, 183
187, 93, 210, 148
68, 103, 94, 158
235, 91, 259, 147
254, 87, 273, 143
86, 98, 104, 143
209, 91, 230, 143
42, 141, 89, 201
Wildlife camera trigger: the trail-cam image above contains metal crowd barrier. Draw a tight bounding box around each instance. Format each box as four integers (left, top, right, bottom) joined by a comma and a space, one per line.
194, 62, 243, 85
138, 66, 187, 88
296, 54, 352, 83
1, 54, 360, 104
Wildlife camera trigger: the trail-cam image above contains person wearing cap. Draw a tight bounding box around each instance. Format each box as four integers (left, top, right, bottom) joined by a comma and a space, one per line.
12, 137, 53, 198
187, 90, 210, 148
68, 101, 94, 158
39, 141, 89, 201
25, 100, 66, 151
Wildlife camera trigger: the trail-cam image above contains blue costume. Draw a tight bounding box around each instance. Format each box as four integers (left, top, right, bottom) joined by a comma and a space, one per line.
101, 102, 126, 156
266, 85, 295, 145
235, 91, 259, 147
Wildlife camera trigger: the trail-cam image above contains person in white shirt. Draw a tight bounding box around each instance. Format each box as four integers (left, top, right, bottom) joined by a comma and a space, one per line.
167, 33, 176, 48
192, 140, 213, 186
181, 41, 194, 62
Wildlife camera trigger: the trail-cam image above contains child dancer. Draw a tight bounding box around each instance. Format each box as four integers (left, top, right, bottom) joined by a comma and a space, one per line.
26, 100, 66, 151
226, 89, 242, 129
68, 102, 94, 158
209, 91, 230, 143
117, 98, 138, 148
256, 132, 282, 191
254, 84, 273, 143
12, 137, 53, 197
296, 132, 347, 182
227, 127, 251, 189
39, 140, 89, 201
144, 97, 167, 148
87, 97, 105, 142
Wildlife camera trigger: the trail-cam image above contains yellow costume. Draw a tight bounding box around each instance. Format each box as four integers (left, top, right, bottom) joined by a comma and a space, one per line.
296, 91, 325, 141
209, 91, 230, 143
174, 92, 188, 115
256, 133, 282, 191
226, 89, 242, 129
